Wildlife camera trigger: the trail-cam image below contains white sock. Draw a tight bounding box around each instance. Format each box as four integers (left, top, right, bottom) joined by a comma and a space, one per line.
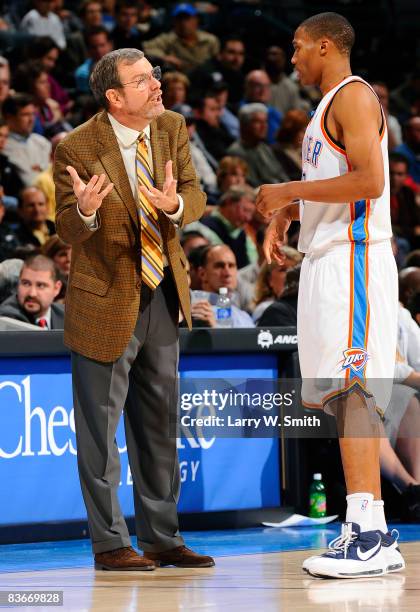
372, 499, 388, 533
345, 492, 374, 532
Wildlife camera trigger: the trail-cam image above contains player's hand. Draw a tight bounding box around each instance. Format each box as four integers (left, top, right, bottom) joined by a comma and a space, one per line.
263, 212, 292, 265
191, 301, 216, 327
139, 160, 179, 214
256, 183, 297, 218
66, 166, 114, 216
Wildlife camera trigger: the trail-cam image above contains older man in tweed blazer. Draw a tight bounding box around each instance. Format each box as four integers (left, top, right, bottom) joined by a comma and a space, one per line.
53, 49, 213, 571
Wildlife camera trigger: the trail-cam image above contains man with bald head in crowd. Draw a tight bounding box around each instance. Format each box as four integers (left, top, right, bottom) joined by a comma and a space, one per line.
15, 186, 55, 248
242, 69, 282, 143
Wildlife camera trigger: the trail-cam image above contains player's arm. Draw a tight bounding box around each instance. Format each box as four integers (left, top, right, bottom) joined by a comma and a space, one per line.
256, 83, 384, 214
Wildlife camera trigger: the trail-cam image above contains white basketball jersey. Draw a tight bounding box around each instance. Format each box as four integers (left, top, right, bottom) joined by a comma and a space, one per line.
298, 76, 392, 254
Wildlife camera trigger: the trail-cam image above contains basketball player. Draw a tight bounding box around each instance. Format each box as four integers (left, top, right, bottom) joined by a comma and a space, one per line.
256, 13, 405, 578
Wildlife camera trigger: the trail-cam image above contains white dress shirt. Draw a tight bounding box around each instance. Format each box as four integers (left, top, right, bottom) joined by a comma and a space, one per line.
78, 113, 183, 229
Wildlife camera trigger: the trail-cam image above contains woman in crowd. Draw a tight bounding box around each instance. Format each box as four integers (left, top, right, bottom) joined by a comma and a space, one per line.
252, 246, 302, 323
161, 71, 190, 110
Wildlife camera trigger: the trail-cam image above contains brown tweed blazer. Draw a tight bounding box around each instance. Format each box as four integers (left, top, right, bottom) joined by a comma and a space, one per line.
53, 109, 206, 362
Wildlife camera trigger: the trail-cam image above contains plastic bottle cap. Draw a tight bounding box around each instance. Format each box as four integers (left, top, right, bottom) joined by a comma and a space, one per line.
313, 473, 322, 480
219, 287, 228, 295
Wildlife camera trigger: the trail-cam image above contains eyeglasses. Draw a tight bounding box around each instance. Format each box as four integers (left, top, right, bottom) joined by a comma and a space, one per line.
120, 66, 162, 91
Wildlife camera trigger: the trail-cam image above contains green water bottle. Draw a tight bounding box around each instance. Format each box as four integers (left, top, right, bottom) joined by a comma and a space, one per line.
309, 473, 327, 518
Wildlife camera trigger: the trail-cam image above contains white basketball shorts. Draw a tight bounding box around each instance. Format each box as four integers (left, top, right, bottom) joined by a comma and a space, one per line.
297, 240, 398, 413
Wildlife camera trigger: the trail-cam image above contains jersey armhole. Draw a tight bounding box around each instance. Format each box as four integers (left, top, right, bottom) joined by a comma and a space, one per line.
323, 79, 385, 152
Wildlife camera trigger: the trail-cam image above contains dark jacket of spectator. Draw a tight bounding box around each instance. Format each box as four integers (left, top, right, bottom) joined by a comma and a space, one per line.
257, 294, 298, 327
0, 293, 64, 328
0, 153, 24, 197
15, 219, 56, 248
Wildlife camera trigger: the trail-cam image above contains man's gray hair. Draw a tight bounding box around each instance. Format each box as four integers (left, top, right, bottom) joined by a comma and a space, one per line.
238, 103, 268, 124
89, 48, 144, 109
219, 184, 256, 206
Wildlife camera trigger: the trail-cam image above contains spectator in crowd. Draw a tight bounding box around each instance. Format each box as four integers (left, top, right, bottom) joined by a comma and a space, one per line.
0, 253, 64, 328
399, 267, 420, 308
390, 72, 420, 122
111, 0, 143, 50
28, 36, 71, 115
405, 251, 420, 268
371, 81, 402, 149
381, 303, 420, 520
242, 70, 282, 144
2, 93, 51, 187
42, 234, 71, 277
187, 244, 208, 290
193, 93, 234, 161
394, 116, 420, 185
252, 248, 302, 323
20, 0, 66, 50
0, 258, 23, 303
227, 104, 289, 187
0, 191, 20, 261
15, 186, 55, 248
408, 291, 420, 325
181, 230, 210, 257
193, 244, 254, 327
264, 45, 306, 115
34, 131, 67, 221
13, 61, 70, 138
0, 118, 24, 198
143, 3, 219, 73
64, 0, 104, 76
258, 263, 301, 327
211, 81, 240, 140
161, 71, 190, 109
190, 36, 246, 106
75, 26, 113, 93
238, 226, 265, 309
198, 185, 257, 269
389, 152, 420, 249
272, 109, 309, 182
173, 103, 218, 198
51, 0, 82, 36
42, 233, 70, 302
216, 156, 248, 193
0, 56, 11, 112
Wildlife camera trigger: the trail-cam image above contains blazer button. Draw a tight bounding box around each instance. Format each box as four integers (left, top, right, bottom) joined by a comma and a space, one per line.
136, 280, 141, 290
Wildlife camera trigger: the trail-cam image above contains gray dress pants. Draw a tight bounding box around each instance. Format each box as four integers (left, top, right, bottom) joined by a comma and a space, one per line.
71, 271, 184, 553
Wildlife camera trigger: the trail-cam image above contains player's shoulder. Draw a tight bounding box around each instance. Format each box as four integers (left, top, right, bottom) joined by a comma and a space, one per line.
332, 79, 379, 118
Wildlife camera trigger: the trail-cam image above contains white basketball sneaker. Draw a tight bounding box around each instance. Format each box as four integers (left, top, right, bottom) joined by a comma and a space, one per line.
303, 522, 388, 578
303, 524, 405, 577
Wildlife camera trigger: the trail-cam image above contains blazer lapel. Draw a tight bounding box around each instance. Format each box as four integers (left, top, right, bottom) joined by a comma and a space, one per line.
95, 111, 139, 228
150, 120, 171, 243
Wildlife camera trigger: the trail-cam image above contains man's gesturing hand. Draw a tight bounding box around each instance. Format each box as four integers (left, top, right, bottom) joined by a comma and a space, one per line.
66, 166, 114, 216
263, 211, 292, 265
138, 160, 179, 215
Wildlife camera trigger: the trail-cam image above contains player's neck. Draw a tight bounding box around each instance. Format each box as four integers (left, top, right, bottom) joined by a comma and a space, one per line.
320, 62, 353, 96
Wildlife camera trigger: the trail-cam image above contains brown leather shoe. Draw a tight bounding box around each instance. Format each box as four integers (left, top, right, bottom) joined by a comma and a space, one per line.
143, 545, 215, 568
94, 546, 156, 571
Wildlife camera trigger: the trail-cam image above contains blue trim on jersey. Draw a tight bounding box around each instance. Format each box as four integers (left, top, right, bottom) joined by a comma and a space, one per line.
350, 200, 368, 381
352, 199, 367, 243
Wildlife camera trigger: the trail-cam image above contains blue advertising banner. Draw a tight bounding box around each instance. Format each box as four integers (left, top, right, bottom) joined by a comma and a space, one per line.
0, 353, 280, 526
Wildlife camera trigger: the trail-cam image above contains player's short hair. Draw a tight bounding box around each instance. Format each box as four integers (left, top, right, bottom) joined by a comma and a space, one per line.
90, 48, 144, 109
300, 12, 355, 56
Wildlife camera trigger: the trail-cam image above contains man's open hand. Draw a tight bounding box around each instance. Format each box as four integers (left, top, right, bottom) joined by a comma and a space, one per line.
138, 160, 179, 214
66, 166, 114, 216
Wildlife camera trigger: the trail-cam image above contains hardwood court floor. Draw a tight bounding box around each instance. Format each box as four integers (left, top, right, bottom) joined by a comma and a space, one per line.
1, 543, 419, 611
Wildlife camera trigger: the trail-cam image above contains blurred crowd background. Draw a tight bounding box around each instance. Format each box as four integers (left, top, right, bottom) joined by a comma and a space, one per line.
0, 0, 419, 520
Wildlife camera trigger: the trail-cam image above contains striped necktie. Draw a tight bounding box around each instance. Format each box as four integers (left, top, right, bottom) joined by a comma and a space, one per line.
136, 132, 164, 289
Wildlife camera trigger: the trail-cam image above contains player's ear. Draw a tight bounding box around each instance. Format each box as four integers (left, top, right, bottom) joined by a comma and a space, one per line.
319, 38, 329, 57
106, 87, 121, 109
